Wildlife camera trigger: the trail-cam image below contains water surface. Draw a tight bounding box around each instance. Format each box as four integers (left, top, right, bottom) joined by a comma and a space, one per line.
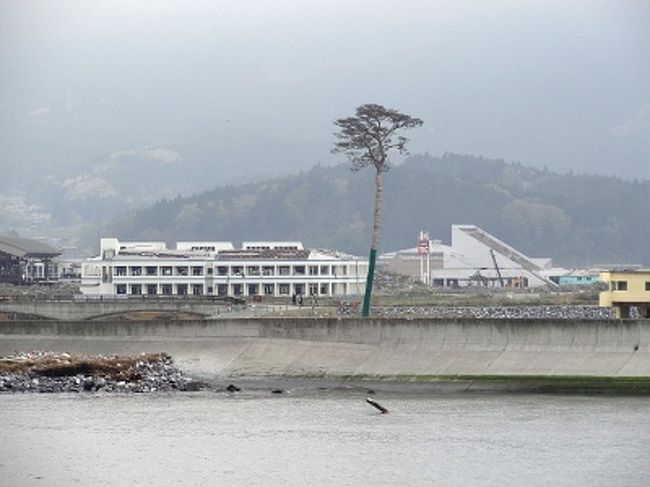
1, 390, 649, 486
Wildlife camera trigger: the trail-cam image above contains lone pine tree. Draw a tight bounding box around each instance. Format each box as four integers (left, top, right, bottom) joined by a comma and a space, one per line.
332, 103, 423, 317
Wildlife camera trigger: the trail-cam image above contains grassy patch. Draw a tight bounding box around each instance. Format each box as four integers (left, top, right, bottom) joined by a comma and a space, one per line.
325, 373, 650, 394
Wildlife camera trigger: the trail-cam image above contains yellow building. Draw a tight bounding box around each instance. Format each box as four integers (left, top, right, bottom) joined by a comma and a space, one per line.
599, 269, 650, 318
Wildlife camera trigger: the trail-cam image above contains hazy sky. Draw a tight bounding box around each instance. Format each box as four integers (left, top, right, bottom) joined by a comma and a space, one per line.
1, 0, 649, 191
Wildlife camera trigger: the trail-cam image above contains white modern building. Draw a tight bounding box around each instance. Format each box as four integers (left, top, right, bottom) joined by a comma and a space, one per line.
81, 238, 367, 298
381, 225, 564, 288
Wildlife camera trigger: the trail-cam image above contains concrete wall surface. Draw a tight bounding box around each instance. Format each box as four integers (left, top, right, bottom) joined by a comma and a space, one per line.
1, 318, 648, 379
0, 300, 238, 320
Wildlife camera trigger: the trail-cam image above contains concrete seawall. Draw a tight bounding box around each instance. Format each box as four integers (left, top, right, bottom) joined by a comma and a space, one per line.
1, 318, 648, 380
0, 299, 239, 320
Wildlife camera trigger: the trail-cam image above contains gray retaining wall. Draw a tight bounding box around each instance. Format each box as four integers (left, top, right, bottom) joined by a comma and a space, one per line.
1, 318, 648, 379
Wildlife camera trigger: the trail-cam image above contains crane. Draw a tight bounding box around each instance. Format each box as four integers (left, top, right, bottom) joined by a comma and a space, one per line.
490, 249, 505, 287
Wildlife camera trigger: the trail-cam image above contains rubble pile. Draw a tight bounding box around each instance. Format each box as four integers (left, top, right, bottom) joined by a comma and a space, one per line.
373, 271, 430, 294
0, 283, 81, 300
0, 351, 198, 393
373, 305, 615, 319
339, 305, 615, 319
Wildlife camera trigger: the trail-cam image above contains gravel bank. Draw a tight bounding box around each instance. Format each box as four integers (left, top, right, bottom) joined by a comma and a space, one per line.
0, 351, 199, 393
337, 304, 618, 319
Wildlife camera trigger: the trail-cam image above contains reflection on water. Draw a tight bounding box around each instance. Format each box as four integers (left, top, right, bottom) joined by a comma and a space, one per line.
1, 390, 649, 486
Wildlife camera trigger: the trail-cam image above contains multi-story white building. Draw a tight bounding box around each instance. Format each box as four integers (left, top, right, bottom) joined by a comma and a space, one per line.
81, 238, 367, 298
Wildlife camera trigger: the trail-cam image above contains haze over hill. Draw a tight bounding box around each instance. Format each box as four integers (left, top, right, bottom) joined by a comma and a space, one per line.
105, 153, 650, 267
1, 1, 649, 242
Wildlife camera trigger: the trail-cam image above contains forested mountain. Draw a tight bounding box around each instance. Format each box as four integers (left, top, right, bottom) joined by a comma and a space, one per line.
104, 153, 650, 266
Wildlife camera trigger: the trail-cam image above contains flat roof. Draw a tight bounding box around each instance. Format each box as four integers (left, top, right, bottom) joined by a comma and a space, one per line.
216, 249, 311, 260
601, 268, 650, 274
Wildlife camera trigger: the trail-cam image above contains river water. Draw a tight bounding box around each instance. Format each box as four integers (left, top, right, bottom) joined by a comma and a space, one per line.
1, 389, 649, 486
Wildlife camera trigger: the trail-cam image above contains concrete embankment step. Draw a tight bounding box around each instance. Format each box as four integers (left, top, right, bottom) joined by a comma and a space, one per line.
0, 317, 648, 383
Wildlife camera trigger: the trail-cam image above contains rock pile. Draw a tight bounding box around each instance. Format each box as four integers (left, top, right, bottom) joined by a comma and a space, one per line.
373, 271, 429, 294
339, 305, 615, 319
0, 351, 199, 393
0, 282, 81, 300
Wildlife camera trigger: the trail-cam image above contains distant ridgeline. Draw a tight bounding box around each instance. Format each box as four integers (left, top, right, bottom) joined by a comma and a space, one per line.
105, 153, 650, 267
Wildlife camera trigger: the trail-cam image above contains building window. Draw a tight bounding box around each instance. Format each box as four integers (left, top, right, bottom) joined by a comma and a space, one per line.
615, 281, 628, 291
248, 284, 258, 295
217, 284, 227, 296
264, 284, 275, 295
207, 286, 213, 294
177, 284, 188, 295
147, 284, 157, 295
116, 284, 127, 294
320, 284, 328, 295
191, 266, 203, 276
262, 266, 274, 276
207, 268, 213, 275
130, 267, 142, 276
233, 284, 242, 296
278, 266, 290, 276
146, 266, 158, 276
192, 284, 203, 296
320, 265, 330, 275
309, 283, 318, 295
293, 266, 306, 276
308, 266, 318, 276
279, 283, 290, 295
161, 266, 173, 276
102, 267, 112, 284
130, 284, 142, 295
231, 266, 243, 276
115, 266, 127, 276
175, 266, 188, 276
161, 284, 173, 295
646, 282, 650, 291
217, 266, 228, 276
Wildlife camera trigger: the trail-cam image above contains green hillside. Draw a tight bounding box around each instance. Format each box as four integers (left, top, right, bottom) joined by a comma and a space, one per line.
104, 153, 650, 266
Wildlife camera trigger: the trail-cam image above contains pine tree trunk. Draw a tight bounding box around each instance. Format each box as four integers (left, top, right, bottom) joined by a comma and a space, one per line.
362, 169, 384, 317
371, 169, 384, 251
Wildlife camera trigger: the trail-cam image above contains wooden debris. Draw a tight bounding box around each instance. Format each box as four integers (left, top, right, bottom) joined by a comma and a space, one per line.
366, 397, 389, 414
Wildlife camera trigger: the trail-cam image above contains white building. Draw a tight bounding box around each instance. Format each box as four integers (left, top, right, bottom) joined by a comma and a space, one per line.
81, 238, 367, 298
381, 225, 562, 288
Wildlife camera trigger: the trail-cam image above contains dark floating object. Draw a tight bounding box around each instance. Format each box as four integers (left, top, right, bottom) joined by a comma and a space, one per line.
367, 389, 375, 395
226, 384, 241, 392
184, 381, 204, 392
271, 389, 284, 394
366, 397, 389, 414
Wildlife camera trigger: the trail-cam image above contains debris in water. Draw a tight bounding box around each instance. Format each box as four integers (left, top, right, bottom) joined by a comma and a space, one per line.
0, 351, 196, 393
366, 397, 389, 414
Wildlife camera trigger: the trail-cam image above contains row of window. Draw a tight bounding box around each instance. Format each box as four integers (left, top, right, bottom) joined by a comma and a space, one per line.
115, 282, 344, 296
609, 281, 650, 291
111, 264, 354, 277
114, 265, 207, 277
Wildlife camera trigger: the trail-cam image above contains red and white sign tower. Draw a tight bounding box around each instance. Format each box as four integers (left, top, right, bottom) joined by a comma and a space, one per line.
417, 231, 430, 285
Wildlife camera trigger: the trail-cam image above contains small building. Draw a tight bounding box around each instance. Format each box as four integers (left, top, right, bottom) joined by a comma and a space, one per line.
599, 269, 650, 318
549, 269, 602, 287
81, 238, 367, 298
0, 235, 61, 285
